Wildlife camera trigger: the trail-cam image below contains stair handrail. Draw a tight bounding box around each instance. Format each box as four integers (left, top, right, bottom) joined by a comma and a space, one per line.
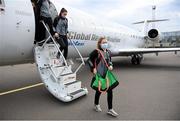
40, 21, 68, 66
68, 38, 85, 73
41, 21, 84, 74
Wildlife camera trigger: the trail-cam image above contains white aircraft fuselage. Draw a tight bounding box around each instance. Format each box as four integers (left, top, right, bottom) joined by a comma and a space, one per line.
0, 0, 166, 66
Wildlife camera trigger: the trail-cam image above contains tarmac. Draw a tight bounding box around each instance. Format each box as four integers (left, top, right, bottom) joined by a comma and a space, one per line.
0, 52, 180, 120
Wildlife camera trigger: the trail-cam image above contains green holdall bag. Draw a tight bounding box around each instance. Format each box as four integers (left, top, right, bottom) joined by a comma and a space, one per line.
91, 70, 119, 93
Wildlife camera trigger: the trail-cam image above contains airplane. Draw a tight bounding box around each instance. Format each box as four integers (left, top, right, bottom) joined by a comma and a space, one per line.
0, 0, 180, 102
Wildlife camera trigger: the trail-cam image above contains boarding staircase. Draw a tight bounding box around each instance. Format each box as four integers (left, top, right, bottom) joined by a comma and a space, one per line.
34, 21, 88, 102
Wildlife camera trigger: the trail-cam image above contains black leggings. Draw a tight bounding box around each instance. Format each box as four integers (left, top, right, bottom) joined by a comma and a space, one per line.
57, 35, 68, 59
94, 89, 113, 110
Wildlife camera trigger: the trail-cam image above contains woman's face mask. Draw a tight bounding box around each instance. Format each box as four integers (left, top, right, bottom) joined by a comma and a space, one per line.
101, 43, 109, 49
61, 12, 67, 18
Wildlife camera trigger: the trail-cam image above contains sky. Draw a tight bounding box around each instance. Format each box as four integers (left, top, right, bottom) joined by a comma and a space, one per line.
59, 0, 180, 32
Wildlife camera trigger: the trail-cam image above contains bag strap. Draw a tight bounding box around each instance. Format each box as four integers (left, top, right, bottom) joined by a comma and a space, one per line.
96, 49, 109, 68
94, 49, 111, 93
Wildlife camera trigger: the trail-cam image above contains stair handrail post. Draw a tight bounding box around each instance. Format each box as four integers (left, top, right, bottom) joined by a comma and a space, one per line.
68, 38, 85, 73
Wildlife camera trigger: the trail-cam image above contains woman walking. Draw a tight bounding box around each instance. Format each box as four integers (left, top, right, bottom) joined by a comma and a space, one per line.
88, 37, 119, 117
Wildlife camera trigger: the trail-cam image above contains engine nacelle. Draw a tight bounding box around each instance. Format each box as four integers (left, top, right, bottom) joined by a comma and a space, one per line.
147, 29, 160, 42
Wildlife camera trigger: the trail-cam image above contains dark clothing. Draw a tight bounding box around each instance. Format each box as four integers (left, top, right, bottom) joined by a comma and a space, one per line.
40, 0, 51, 18
95, 89, 113, 110
40, 16, 55, 37
37, 0, 51, 17
54, 16, 68, 35
89, 49, 114, 109
96, 51, 110, 78
35, 0, 55, 42
54, 16, 69, 59
56, 35, 68, 59
89, 49, 112, 77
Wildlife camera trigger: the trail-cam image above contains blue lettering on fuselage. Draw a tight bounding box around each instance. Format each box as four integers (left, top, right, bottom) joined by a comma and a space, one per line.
68, 40, 85, 46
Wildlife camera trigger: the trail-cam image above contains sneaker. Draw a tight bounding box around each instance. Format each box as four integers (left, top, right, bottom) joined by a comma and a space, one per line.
107, 109, 119, 117
94, 105, 102, 112
66, 59, 74, 65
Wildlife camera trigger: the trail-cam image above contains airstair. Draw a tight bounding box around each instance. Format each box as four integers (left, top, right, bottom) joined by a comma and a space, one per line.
34, 21, 88, 102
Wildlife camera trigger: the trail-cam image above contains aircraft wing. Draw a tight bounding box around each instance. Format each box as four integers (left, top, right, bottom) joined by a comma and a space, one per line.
132, 19, 169, 24
115, 48, 180, 56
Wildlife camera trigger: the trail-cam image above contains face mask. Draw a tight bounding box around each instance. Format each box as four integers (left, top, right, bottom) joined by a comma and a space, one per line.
61, 16, 66, 19
101, 43, 109, 49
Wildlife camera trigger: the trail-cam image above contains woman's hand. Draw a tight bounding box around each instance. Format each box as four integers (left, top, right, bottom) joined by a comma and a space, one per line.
67, 33, 70, 39
54, 33, 59, 38
93, 68, 97, 74
108, 66, 113, 71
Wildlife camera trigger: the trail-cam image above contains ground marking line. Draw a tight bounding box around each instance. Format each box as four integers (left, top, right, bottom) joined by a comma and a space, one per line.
0, 83, 44, 96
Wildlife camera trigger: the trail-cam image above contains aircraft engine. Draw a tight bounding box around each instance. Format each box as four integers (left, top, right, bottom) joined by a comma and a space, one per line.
147, 29, 160, 42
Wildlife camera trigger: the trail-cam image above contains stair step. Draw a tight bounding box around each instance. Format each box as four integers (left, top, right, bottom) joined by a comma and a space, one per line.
51, 65, 72, 78
34, 22, 87, 102
70, 89, 85, 96
58, 73, 76, 85
65, 80, 81, 94
65, 81, 79, 86
53, 65, 65, 68
60, 72, 74, 76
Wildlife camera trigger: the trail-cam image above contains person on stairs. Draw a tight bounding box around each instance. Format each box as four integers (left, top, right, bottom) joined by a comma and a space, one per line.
37, 0, 55, 44
54, 8, 69, 60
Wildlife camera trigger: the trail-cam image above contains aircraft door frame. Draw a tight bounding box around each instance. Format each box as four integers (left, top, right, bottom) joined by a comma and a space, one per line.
0, 0, 5, 63
0, 0, 5, 11
0, 0, 5, 39
0, 0, 5, 29
0, 0, 5, 6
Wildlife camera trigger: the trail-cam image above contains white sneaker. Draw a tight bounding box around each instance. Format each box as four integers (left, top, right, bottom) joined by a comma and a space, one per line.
94, 105, 102, 112
67, 59, 74, 65
107, 109, 119, 117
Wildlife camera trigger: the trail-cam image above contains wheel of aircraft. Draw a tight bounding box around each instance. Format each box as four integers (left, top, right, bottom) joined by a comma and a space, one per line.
131, 54, 143, 65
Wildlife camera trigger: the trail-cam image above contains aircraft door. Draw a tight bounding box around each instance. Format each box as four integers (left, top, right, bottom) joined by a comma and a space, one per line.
0, 0, 5, 39
0, 0, 5, 63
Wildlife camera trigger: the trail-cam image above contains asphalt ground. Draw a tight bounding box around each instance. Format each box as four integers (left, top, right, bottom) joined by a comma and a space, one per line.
0, 52, 180, 120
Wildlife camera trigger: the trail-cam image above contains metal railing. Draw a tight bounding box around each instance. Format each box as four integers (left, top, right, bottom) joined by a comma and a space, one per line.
68, 38, 85, 73
41, 21, 85, 74
41, 21, 68, 66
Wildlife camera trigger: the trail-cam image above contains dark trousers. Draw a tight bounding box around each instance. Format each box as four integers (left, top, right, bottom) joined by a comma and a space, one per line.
39, 16, 55, 41
94, 89, 113, 110
57, 35, 68, 59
